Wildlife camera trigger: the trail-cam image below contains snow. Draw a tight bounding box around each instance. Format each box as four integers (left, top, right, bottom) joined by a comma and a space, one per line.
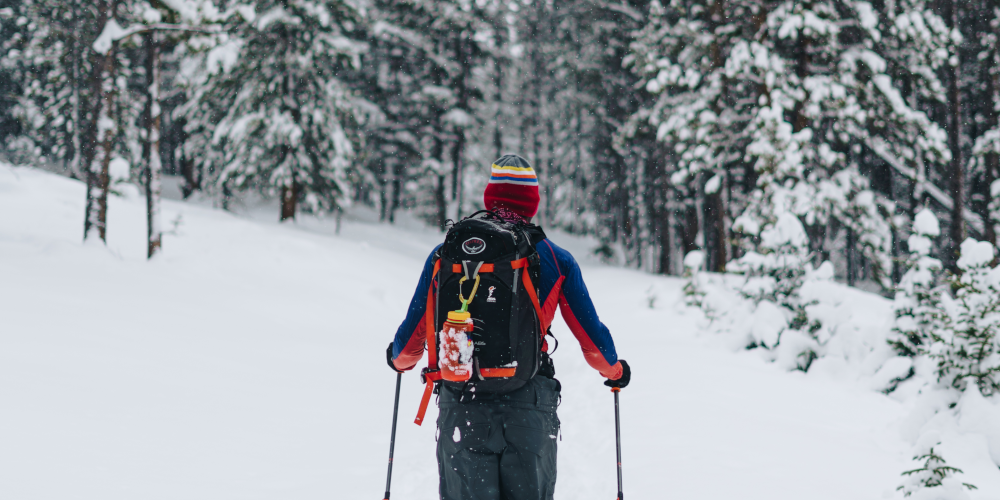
108, 157, 130, 182
957, 238, 995, 269
761, 211, 808, 248
92, 20, 144, 55
438, 325, 474, 379
914, 208, 941, 237
704, 174, 721, 194
2, 165, 999, 499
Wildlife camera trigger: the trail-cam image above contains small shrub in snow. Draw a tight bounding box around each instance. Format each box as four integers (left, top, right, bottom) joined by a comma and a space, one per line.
683, 250, 707, 310
890, 209, 947, 358
898, 443, 976, 498
731, 213, 822, 358
735, 212, 811, 312
935, 239, 1000, 397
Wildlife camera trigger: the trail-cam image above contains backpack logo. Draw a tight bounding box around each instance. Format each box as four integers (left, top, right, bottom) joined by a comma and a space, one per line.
487, 286, 496, 303
462, 237, 486, 255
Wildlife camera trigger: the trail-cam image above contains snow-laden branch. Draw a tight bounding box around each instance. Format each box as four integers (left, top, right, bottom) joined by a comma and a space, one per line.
93, 20, 222, 54
866, 137, 985, 233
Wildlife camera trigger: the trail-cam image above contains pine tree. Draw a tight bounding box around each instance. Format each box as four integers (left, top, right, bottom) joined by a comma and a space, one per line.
5, 0, 155, 241
360, 0, 495, 227
181, 0, 364, 221
935, 238, 1000, 396
625, 0, 758, 273
737, 1, 953, 289
0, 0, 24, 149
898, 443, 976, 497
733, 212, 812, 318
682, 250, 706, 309
890, 208, 946, 357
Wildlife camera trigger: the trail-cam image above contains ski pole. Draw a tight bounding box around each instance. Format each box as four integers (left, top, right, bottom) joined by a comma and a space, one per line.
384, 372, 402, 500
613, 387, 623, 500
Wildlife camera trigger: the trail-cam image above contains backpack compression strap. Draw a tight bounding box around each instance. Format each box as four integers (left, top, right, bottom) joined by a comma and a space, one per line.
414, 259, 442, 426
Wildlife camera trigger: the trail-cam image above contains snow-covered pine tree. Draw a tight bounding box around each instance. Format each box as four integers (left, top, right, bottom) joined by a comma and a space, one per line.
2, 0, 95, 171
898, 440, 977, 497
0, 0, 24, 149
972, 3, 1000, 246
563, 0, 651, 266
362, 0, 496, 226
182, 0, 365, 221
173, 16, 241, 206
725, 0, 950, 289
625, 0, 758, 273
5, 0, 154, 241
890, 208, 946, 357
935, 238, 1000, 396
734, 211, 812, 321
729, 210, 825, 369
682, 250, 706, 309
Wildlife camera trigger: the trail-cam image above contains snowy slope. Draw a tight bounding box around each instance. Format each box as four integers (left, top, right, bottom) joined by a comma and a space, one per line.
0, 165, 994, 500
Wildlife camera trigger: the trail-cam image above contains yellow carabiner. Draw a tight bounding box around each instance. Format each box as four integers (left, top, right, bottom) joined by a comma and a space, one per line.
457, 274, 481, 313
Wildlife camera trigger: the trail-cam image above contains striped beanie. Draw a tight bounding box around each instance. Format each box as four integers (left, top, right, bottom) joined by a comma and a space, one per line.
483, 154, 539, 219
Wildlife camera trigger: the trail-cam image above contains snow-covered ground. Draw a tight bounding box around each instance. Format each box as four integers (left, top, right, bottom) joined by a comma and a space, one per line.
1, 165, 996, 499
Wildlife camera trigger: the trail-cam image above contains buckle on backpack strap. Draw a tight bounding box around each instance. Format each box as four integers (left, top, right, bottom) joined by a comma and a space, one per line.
529, 253, 540, 266
420, 367, 441, 385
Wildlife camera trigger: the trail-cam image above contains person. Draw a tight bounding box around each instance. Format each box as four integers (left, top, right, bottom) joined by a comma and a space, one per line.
386, 154, 630, 500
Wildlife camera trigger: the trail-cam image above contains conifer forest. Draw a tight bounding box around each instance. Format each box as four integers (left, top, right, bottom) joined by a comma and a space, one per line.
5, 1, 1000, 496
1, 0, 1000, 285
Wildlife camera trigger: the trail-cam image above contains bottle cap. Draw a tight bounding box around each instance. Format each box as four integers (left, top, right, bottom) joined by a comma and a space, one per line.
447, 310, 471, 322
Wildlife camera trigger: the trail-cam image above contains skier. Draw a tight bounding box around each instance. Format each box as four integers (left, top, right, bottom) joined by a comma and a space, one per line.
386, 154, 630, 500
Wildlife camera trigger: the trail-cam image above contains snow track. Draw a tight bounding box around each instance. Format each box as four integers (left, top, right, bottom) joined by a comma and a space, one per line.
0, 166, 963, 499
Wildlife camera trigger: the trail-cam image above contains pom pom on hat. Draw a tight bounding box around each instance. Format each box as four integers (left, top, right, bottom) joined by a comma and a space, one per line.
483, 154, 540, 219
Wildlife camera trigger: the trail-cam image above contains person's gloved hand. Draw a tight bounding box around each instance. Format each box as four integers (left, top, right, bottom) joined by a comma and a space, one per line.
386, 342, 403, 373
603, 359, 630, 389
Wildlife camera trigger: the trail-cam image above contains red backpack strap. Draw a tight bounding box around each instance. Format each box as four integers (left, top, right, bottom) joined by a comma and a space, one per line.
512, 257, 548, 334
414, 259, 442, 426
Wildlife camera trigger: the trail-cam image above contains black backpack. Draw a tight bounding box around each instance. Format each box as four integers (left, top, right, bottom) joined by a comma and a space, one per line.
428, 211, 547, 394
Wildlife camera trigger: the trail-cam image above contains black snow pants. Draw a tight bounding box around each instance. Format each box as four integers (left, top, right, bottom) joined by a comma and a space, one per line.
436, 376, 561, 500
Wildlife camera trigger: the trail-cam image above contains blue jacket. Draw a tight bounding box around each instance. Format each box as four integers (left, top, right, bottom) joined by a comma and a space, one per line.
391, 238, 623, 379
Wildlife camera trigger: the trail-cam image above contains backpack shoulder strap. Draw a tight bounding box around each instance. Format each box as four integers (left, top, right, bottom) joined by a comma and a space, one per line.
512, 255, 548, 334
414, 258, 441, 426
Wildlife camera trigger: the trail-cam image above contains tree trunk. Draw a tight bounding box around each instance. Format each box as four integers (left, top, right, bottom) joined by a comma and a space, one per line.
280, 181, 299, 221
846, 227, 856, 286
705, 182, 727, 272
435, 174, 447, 231
985, 153, 997, 246
69, 0, 82, 179
983, 47, 999, 247
452, 131, 465, 218
389, 161, 402, 224
681, 203, 699, 257
494, 57, 503, 159
657, 205, 672, 275
83, 40, 118, 243
145, 33, 162, 258
945, 0, 964, 267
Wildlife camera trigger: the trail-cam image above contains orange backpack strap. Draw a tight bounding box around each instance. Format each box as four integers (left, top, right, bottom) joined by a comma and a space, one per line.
415, 259, 442, 426
512, 257, 548, 335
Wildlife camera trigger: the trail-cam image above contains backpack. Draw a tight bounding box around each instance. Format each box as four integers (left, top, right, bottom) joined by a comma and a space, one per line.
414, 211, 548, 424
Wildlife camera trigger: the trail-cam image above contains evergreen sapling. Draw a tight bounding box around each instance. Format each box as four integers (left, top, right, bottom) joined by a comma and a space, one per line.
936, 239, 1000, 396
898, 437, 976, 498
890, 208, 946, 358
